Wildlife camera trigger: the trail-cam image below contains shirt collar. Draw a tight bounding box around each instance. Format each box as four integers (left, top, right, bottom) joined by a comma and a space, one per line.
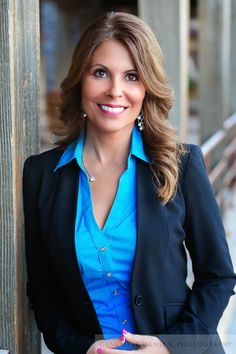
54, 124, 149, 172
129, 124, 149, 162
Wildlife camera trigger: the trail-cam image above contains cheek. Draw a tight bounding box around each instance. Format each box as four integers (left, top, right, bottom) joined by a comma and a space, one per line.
130, 86, 145, 106
82, 79, 105, 104
81, 78, 93, 102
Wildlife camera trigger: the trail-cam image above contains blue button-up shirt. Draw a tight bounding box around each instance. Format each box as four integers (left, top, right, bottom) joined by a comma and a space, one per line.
55, 125, 149, 350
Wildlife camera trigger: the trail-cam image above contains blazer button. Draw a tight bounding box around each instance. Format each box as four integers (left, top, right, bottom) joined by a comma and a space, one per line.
134, 294, 143, 306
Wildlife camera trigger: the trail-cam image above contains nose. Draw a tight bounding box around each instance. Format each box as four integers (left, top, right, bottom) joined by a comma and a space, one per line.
106, 77, 123, 98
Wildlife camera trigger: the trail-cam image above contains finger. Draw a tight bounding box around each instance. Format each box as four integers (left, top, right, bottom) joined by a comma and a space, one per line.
122, 330, 158, 347
95, 335, 125, 352
97, 348, 133, 354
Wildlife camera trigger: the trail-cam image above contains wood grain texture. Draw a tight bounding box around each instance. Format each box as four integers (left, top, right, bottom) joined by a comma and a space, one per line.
0, 0, 40, 353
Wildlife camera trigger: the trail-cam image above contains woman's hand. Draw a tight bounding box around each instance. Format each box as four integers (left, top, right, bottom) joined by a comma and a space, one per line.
95, 330, 171, 353
86, 335, 125, 354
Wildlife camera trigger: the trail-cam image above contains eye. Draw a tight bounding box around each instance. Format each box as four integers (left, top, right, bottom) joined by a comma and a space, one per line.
93, 69, 108, 78
125, 73, 139, 82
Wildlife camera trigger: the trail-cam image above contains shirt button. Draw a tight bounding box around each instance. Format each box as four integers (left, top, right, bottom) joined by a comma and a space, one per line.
100, 246, 106, 252
122, 319, 127, 325
113, 289, 118, 295
106, 272, 112, 277
134, 294, 143, 306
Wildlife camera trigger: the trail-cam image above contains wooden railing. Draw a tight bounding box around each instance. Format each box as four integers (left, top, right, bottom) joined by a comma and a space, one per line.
201, 112, 236, 207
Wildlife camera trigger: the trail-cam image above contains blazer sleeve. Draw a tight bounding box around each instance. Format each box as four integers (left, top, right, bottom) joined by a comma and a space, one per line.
23, 156, 95, 354
159, 145, 236, 354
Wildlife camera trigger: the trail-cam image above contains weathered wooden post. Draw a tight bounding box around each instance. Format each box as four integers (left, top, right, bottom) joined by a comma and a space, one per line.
0, 0, 41, 353
138, 0, 189, 141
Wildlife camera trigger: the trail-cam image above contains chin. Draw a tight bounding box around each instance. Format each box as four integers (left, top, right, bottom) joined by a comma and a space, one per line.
89, 118, 134, 135
100, 123, 134, 135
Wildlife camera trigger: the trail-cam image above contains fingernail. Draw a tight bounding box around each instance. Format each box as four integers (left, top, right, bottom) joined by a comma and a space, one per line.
97, 348, 103, 354
122, 328, 128, 335
119, 335, 125, 341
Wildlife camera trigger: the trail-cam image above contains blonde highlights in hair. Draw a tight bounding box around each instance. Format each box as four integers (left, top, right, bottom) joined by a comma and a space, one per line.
57, 12, 186, 203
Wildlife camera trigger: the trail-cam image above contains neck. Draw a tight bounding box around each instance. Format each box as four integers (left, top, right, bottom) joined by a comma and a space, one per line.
83, 124, 133, 165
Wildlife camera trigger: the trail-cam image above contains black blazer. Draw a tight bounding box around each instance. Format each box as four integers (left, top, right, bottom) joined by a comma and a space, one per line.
23, 144, 236, 354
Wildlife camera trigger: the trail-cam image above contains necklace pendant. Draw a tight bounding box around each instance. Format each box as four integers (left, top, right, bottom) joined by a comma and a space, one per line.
89, 176, 95, 182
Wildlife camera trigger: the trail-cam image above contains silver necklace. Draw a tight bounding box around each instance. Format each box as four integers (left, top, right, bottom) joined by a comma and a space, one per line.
82, 155, 127, 182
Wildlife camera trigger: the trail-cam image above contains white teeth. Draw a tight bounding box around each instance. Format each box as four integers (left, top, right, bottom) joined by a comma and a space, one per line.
100, 105, 125, 113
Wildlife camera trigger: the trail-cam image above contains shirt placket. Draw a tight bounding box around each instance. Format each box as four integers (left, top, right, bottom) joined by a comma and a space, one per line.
81, 171, 131, 330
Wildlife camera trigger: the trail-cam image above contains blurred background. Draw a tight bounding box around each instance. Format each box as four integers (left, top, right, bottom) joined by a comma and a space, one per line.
38, 1, 236, 352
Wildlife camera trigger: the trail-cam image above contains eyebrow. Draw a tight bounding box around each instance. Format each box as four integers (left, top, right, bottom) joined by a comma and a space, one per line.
89, 64, 137, 73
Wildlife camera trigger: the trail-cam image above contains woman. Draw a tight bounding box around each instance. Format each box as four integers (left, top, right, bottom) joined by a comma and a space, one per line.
23, 12, 236, 354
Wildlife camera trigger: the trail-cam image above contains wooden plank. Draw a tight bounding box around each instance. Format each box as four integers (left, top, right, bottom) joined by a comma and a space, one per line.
0, 0, 41, 353
201, 129, 226, 159
224, 160, 236, 188
216, 189, 226, 210
223, 112, 236, 139
209, 159, 227, 192
201, 129, 226, 173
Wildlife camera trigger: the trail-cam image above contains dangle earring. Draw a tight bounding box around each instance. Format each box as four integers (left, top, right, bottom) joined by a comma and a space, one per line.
136, 109, 145, 131
81, 105, 87, 120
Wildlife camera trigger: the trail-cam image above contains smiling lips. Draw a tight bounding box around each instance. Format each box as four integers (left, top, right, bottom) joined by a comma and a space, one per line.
98, 104, 127, 115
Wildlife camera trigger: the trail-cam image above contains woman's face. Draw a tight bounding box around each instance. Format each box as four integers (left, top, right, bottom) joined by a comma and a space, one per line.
81, 39, 146, 135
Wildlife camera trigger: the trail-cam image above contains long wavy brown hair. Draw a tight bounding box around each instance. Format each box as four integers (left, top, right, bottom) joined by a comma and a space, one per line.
56, 11, 186, 203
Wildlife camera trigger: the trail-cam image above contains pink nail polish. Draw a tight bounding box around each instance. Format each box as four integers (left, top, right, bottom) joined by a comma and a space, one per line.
97, 348, 103, 354
119, 335, 125, 341
122, 328, 128, 335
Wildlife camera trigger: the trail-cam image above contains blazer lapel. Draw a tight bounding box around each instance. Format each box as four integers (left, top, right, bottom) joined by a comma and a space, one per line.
49, 160, 86, 290
48, 160, 102, 332
44, 160, 102, 334
132, 159, 170, 294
